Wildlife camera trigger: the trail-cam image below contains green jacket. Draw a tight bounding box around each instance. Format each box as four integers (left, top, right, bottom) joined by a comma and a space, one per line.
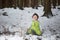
27, 20, 42, 36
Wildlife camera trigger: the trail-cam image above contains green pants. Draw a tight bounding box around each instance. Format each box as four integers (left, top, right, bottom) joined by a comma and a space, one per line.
26, 29, 42, 36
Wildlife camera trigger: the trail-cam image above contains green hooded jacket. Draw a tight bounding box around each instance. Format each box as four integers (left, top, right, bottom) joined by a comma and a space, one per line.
27, 20, 42, 36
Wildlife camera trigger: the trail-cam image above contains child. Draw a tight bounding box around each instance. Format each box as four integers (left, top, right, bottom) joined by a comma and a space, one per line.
26, 13, 42, 36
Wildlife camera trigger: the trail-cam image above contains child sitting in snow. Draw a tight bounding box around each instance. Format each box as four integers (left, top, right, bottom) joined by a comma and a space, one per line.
26, 13, 42, 36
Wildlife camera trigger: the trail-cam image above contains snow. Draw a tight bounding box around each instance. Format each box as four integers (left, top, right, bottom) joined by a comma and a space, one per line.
0, 35, 24, 40
0, 6, 60, 40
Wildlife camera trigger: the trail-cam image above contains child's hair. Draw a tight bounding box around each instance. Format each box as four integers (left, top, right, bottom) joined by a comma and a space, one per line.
32, 13, 39, 19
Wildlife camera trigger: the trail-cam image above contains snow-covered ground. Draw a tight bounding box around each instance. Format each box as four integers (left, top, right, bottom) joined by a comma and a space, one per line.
0, 6, 60, 40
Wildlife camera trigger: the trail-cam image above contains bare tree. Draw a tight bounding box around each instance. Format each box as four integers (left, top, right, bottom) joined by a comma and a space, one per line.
42, 0, 53, 18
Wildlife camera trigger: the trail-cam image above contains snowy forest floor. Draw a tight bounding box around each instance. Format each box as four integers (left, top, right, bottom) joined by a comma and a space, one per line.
0, 6, 60, 40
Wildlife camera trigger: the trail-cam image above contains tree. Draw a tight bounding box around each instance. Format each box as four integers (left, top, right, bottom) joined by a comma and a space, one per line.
31, 0, 39, 9
24, 0, 29, 7
31, 0, 35, 8
29, 0, 31, 7
9, 0, 12, 8
58, 0, 60, 5
0, 0, 2, 9
17, 0, 20, 8
19, 0, 24, 10
2, 0, 5, 8
12, 0, 17, 9
42, 0, 53, 18
52, 0, 57, 8
57, 0, 60, 9
34, 0, 38, 9
2, 0, 10, 8
41, 0, 44, 6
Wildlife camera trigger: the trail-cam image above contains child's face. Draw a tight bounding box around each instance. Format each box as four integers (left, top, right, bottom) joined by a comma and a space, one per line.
32, 15, 38, 20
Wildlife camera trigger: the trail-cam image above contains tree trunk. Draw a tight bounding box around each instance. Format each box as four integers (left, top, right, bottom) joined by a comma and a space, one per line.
17, 0, 20, 8
2, 0, 5, 8
58, 0, 60, 5
31, 0, 35, 8
8, 0, 13, 8
43, 0, 53, 18
38, 0, 41, 5
13, 0, 17, 9
24, 0, 29, 7
34, 0, 38, 9
41, 0, 44, 6
57, 0, 60, 9
24, 0, 26, 7
29, 0, 31, 7
0, 0, 2, 9
31, 0, 39, 9
52, 0, 56, 8
19, 0, 24, 10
